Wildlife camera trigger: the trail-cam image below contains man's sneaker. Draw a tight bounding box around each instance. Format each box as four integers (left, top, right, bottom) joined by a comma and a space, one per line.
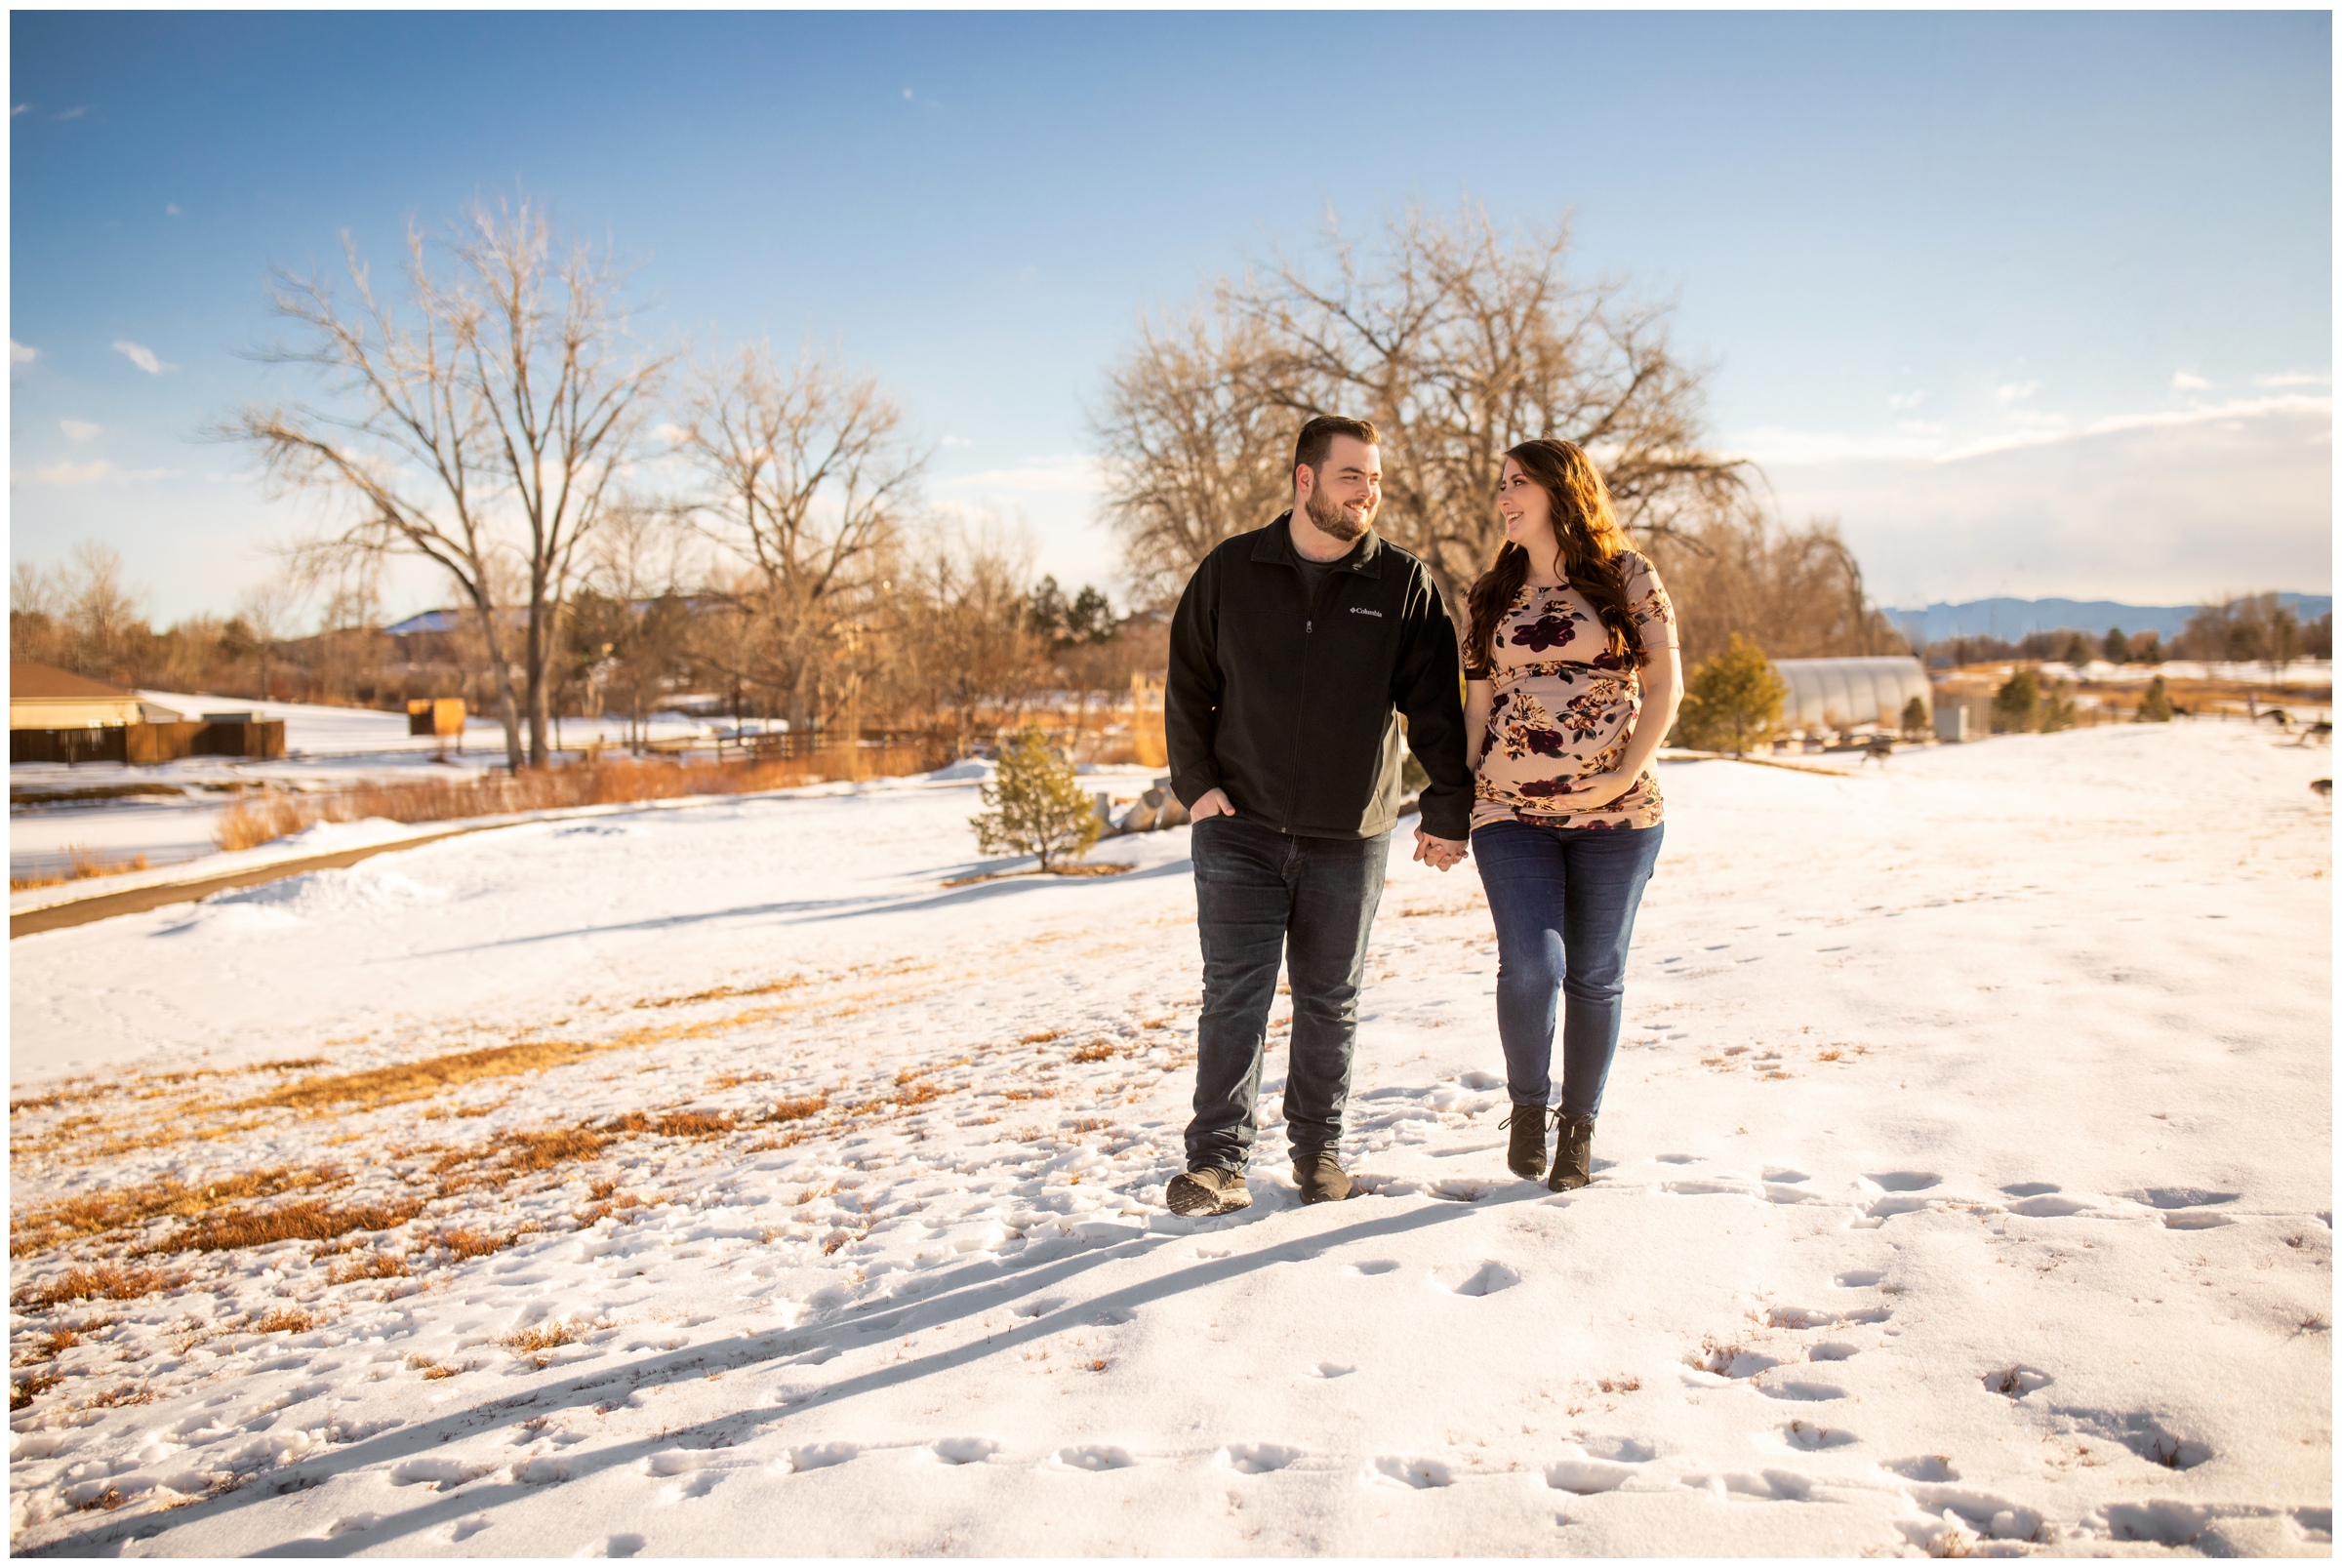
1165, 1166, 1251, 1217
1293, 1151, 1353, 1204
1502, 1104, 1551, 1180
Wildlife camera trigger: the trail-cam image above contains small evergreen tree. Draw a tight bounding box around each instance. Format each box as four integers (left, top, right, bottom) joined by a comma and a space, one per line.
2103, 625, 2128, 663
2136, 675, 2174, 722
1900, 695, 1930, 741
972, 726, 1102, 871
2039, 678, 2078, 733
1992, 669, 2042, 734
2060, 632, 2091, 666
1674, 633, 1788, 758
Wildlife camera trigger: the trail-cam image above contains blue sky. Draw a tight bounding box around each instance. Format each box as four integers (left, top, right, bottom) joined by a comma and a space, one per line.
9, 10, 2332, 625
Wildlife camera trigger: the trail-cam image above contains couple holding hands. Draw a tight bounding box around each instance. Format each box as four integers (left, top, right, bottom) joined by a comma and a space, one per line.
1161, 416, 1682, 1217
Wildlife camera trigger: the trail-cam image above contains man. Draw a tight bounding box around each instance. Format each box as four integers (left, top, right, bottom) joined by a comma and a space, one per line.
1162, 415, 1474, 1217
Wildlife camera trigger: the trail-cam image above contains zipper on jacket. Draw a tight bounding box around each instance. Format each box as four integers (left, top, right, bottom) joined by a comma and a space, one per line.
1284, 565, 1344, 832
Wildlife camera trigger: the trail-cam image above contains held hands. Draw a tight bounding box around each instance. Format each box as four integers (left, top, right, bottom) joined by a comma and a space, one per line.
1195, 788, 1465, 872
1413, 828, 1468, 872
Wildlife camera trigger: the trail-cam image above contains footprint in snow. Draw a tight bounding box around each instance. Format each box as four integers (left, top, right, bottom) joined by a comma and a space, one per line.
776, 1441, 861, 1473
1982, 1366, 2051, 1398
1051, 1444, 1139, 1471
1885, 1454, 1958, 1482
1546, 1458, 1637, 1494
443, 1516, 493, 1543
923, 1437, 999, 1466
1217, 1442, 1303, 1474
1808, 1343, 1861, 1362
1782, 1419, 1857, 1451
1433, 1261, 1520, 1297
1345, 1260, 1401, 1276
578, 1534, 647, 1559
1757, 1380, 1847, 1402
1864, 1171, 1941, 1192
1306, 1362, 1356, 1379
1834, 1268, 1884, 1288
1368, 1455, 1454, 1489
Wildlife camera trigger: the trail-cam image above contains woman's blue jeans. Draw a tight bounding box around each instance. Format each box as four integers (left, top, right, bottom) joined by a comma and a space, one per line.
1470, 820, 1665, 1120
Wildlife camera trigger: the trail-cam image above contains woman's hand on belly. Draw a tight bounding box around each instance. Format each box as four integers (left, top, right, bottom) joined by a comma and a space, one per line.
1556, 769, 1635, 810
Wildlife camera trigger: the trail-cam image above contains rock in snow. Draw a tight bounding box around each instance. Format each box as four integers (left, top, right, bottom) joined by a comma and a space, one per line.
6, 720, 2330, 1555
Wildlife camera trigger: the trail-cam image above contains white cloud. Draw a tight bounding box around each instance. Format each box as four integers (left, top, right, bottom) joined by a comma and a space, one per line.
59, 420, 101, 443
1994, 380, 2040, 403
2254, 370, 2330, 388
2170, 370, 2212, 390
111, 340, 172, 375
940, 434, 975, 448
1742, 396, 2330, 605
10, 340, 36, 364
35, 460, 112, 485
650, 422, 690, 444
902, 88, 913, 100
10, 104, 28, 118
165, 203, 182, 217
1885, 389, 1926, 411
938, 454, 1104, 496
55, 106, 84, 121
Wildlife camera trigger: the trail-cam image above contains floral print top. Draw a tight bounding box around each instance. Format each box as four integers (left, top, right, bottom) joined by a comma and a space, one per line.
1464, 551, 1676, 831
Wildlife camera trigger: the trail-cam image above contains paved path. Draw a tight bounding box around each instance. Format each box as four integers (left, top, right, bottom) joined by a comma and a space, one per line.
9, 826, 489, 939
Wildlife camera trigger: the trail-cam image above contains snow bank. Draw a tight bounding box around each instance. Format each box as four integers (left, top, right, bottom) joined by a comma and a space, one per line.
6, 722, 2329, 1556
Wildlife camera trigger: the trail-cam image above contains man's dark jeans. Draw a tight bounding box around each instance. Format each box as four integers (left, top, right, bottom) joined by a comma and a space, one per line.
1187, 813, 1390, 1170
1471, 820, 1665, 1120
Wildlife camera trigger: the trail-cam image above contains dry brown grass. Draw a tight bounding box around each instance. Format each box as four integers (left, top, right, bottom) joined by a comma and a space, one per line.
499, 1127, 609, 1171
252, 1306, 317, 1335
150, 1196, 426, 1255
212, 751, 943, 854
13, 1166, 338, 1253
1070, 1040, 1119, 1064
1020, 1029, 1064, 1045
84, 1384, 156, 1410
436, 1227, 514, 1262
9, 847, 152, 892
768, 1095, 828, 1122
10, 1372, 59, 1410
235, 1039, 616, 1112
638, 976, 806, 1010
13, 1266, 182, 1312
327, 1252, 413, 1285
499, 1318, 590, 1355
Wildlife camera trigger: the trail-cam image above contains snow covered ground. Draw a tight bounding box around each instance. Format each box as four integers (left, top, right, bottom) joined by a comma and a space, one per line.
7, 723, 2330, 1556
10, 693, 723, 883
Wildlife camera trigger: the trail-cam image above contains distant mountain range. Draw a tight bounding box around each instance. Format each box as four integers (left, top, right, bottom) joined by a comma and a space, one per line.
1890, 594, 2333, 644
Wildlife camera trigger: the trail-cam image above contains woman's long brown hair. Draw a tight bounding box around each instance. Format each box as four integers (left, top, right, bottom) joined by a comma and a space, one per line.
1464, 438, 1644, 672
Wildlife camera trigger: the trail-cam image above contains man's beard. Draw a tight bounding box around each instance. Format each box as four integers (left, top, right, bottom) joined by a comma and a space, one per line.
1305, 487, 1371, 542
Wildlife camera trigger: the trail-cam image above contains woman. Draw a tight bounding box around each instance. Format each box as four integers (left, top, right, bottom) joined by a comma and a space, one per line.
1463, 438, 1682, 1191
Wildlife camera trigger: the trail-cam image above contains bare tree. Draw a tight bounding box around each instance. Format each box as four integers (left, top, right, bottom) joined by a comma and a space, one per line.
1643, 513, 1907, 669
1096, 201, 1748, 612
224, 191, 671, 768
60, 543, 149, 680
887, 517, 1045, 754
1090, 302, 1298, 605
231, 571, 306, 704
673, 342, 927, 735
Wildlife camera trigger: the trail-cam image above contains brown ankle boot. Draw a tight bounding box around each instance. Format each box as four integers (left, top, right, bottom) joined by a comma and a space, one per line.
1548, 1114, 1595, 1191
1502, 1104, 1550, 1180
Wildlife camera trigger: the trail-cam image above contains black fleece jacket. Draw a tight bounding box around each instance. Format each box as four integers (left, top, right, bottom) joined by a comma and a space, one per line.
1165, 516, 1473, 841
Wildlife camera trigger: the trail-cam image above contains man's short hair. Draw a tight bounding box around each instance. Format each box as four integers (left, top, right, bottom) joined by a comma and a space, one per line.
1294, 415, 1380, 478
